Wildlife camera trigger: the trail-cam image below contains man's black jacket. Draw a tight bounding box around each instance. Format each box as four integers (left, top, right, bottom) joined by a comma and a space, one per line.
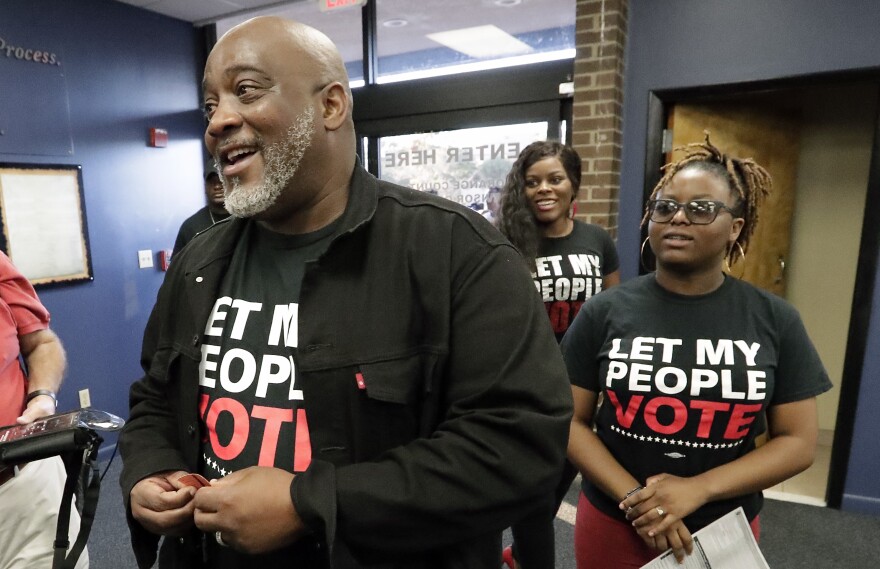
119, 165, 573, 568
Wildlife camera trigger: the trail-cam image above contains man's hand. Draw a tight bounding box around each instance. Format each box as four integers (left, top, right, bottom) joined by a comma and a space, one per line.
16, 394, 56, 424
193, 466, 306, 554
130, 471, 197, 536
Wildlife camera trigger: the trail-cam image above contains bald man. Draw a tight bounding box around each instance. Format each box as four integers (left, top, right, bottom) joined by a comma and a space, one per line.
119, 17, 571, 569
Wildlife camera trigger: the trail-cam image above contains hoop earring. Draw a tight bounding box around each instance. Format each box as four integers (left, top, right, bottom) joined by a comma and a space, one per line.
640, 237, 655, 272
725, 242, 746, 278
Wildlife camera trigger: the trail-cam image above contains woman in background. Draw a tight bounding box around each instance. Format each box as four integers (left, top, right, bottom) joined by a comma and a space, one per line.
562, 134, 831, 567
500, 140, 620, 341
498, 140, 620, 568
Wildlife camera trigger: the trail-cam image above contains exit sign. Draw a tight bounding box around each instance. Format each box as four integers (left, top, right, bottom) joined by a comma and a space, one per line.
320, 0, 366, 11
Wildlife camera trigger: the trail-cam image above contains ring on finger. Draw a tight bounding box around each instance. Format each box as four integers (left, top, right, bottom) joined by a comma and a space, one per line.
215, 531, 229, 547
656, 507, 666, 517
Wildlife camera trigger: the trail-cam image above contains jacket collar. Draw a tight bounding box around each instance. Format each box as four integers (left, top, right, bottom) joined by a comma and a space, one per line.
328, 162, 378, 241
184, 163, 378, 274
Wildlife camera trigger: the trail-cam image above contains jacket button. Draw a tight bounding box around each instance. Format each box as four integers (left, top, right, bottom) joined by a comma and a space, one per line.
195, 276, 203, 283
187, 424, 196, 436
192, 335, 199, 345
178, 537, 185, 544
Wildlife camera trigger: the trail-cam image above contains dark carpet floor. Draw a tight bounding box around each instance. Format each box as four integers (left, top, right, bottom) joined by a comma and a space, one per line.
87, 456, 880, 568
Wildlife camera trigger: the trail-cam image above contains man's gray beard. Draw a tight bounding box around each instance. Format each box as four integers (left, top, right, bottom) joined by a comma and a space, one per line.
221, 106, 315, 218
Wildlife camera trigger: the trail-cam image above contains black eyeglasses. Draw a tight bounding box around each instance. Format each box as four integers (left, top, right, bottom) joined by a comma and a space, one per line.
646, 199, 737, 225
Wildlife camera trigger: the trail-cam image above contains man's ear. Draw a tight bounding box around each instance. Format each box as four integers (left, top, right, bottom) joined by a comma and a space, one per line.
321, 82, 349, 131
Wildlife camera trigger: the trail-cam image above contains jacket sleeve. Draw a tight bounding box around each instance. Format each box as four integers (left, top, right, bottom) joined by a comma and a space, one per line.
293, 229, 573, 561
118, 269, 193, 569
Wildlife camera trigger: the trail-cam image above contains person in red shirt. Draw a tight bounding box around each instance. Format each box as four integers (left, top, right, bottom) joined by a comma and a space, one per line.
0, 251, 87, 567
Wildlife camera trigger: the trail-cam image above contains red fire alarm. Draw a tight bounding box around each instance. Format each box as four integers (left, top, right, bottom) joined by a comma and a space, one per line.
149, 128, 168, 148
158, 249, 172, 271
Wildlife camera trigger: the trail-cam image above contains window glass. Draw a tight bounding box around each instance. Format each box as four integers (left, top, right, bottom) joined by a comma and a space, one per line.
361, 137, 370, 170
214, 3, 364, 85
379, 122, 548, 219
376, 0, 575, 83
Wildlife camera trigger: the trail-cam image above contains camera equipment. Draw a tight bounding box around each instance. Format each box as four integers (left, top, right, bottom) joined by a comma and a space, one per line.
0, 409, 124, 569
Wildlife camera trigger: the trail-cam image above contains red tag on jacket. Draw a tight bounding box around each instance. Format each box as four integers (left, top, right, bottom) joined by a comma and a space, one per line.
355, 372, 366, 390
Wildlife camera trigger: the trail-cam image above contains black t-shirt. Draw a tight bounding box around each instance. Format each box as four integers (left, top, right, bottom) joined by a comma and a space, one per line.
534, 220, 619, 342
561, 274, 832, 531
198, 220, 337, 568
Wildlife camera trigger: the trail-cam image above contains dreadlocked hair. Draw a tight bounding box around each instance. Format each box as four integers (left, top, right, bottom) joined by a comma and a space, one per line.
498, 141, 581, 265
642, 132, 772, 266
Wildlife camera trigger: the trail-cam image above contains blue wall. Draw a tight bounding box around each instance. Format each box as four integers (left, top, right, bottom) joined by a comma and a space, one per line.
620, 0, 880, 514
0, 0, 207, 450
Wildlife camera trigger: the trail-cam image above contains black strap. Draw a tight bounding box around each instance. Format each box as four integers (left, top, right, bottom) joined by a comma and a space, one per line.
52, 431, 102, 569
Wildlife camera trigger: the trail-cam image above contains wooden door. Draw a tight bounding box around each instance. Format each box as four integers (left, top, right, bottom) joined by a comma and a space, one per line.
667, 102, 801, 296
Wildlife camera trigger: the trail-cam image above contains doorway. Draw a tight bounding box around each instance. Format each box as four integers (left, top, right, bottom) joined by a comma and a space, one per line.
351, 58, 573, 175
647, 79, 880, 507
355, 98, 571, 215
667, 99, 801, 296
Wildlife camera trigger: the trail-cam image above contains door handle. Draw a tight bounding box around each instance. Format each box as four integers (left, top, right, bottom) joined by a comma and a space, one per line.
775, 256, 786, 284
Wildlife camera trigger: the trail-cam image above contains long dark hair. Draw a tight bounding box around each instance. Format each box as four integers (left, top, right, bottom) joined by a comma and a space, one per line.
499, 141, 581, 264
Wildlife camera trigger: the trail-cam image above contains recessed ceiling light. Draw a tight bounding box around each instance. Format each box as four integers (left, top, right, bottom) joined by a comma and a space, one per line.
427, 25, 533, 59
382, 18, 408, 28
494, 0, 522, 6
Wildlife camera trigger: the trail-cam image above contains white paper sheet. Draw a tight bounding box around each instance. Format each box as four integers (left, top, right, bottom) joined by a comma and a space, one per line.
640, 507, 770, 569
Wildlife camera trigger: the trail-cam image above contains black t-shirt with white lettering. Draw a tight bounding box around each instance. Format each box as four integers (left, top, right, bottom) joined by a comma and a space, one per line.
561, 274, 831, 531
533, 220, 619, 342
198, 220, 337, 568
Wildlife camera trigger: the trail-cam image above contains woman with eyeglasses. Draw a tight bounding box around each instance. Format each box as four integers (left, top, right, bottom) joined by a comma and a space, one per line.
497, 140, 620, 569
562, 134, 831, 568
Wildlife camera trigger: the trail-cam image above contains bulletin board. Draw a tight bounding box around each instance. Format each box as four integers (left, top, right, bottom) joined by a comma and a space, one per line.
0, 163, 93, 286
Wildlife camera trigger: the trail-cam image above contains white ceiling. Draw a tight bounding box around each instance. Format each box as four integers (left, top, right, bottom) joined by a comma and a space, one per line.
112, 0, 575, 65
113, 0, 299, 26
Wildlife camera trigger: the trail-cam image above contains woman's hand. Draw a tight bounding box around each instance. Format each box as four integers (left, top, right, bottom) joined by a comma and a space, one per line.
620, 474, 709, 540
636, 518, 694, 563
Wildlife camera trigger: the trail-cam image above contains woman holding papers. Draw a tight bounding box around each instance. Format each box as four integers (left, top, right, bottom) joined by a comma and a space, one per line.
562, 134, 832, 567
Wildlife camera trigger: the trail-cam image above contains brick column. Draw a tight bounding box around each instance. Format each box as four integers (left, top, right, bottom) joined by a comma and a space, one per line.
571, 0, 628, 239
